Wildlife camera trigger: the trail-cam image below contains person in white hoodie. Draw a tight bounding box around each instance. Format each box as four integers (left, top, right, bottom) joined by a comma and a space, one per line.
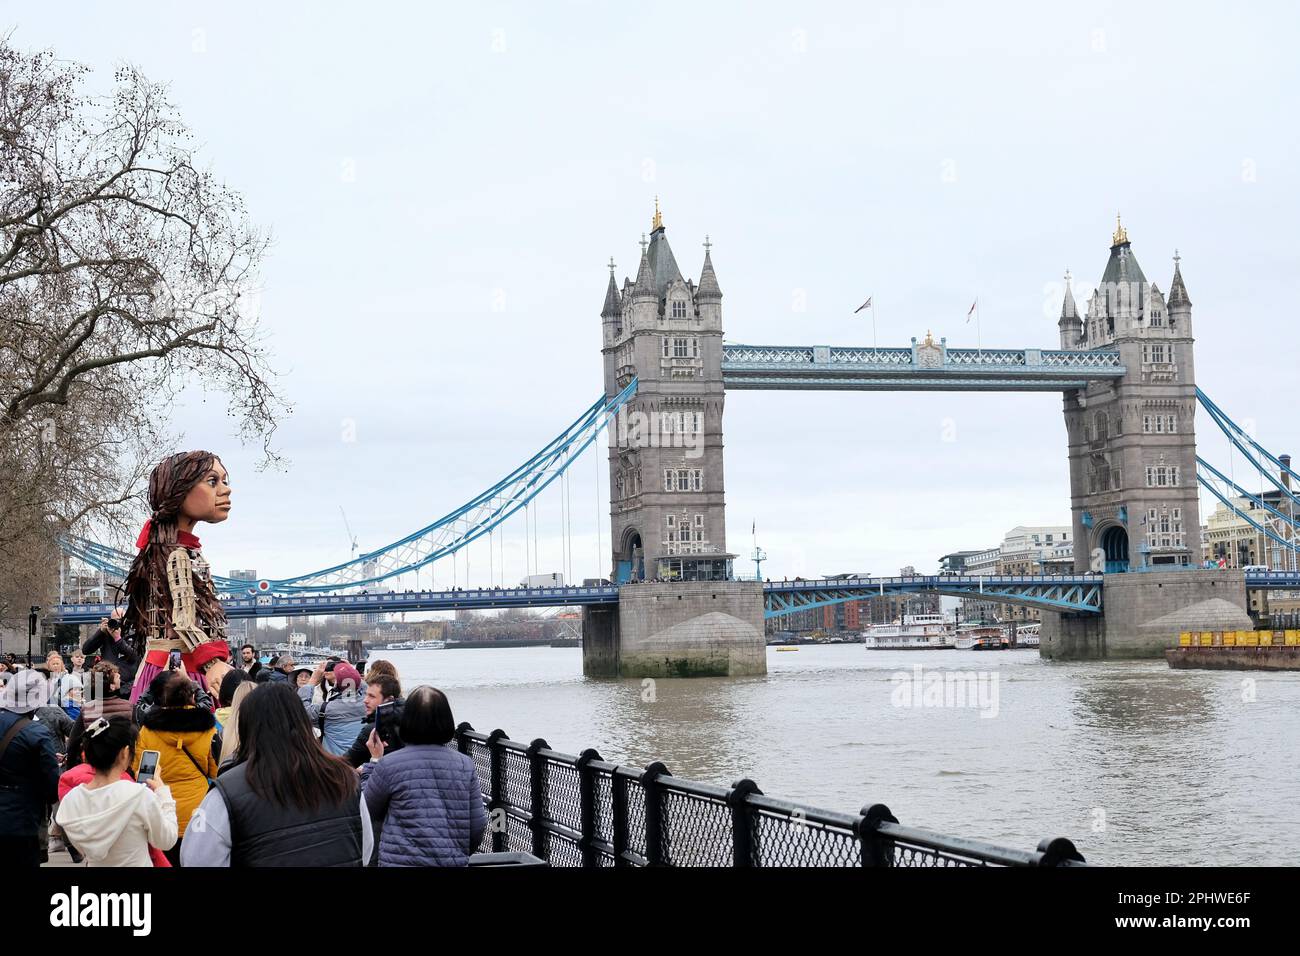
55, 715, 178, 867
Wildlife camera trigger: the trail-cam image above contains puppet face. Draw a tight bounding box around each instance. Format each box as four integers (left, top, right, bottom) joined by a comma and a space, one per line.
180, 459, 233, 526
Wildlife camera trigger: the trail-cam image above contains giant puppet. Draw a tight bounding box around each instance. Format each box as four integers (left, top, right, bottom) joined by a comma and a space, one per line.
122, 451, 235, 703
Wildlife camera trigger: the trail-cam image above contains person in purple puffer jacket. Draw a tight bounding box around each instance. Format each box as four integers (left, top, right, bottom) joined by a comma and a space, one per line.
362, 686, 486, 867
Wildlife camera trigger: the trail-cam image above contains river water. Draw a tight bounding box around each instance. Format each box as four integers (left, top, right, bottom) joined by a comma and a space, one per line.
384, 644, 1299, 865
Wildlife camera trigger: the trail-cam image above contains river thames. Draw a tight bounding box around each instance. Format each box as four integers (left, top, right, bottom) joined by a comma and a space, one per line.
378, 644, 1299, 866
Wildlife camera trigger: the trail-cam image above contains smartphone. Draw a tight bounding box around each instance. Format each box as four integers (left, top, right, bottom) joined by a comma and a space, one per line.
168, 650, 182, 671
138, 749, 161, 785
374, 701, 404, 751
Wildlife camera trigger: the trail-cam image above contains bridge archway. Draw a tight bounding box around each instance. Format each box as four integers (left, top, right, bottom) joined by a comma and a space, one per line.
1100, 525, 1129, 573
617, 527, 644, 584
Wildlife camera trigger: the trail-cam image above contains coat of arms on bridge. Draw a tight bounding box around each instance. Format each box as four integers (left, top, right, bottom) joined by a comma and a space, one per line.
915, 330, 944, 368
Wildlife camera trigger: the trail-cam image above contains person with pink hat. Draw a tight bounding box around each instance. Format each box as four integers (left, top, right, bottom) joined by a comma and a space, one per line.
297, 660, 367, 756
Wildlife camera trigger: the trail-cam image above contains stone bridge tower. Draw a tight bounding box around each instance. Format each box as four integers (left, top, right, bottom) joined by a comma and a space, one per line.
600, 200, 729, 584
585, 202, 765, 679
1042, 220, 1247, 661
1059, 218, 1201, 574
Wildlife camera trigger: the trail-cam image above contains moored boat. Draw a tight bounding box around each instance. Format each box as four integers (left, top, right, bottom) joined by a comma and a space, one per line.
954, 624, 1003, 650
863, 614, 955, 649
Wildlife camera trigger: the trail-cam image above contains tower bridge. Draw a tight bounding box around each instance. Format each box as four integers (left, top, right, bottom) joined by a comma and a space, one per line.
54, 209, 1292, 676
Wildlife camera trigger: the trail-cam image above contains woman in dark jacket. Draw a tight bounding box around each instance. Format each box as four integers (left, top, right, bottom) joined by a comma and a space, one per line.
181, 683, 373, 867
362, 686, 486, 867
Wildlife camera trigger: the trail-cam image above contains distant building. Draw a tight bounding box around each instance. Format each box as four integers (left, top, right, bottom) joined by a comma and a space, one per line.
938, 551, 981, 574
1201, 457, 1297, 570
227, 569, 258, 643
953, 527, 1072, 623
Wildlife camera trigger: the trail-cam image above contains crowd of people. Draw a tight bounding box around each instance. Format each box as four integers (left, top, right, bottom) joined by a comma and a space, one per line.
0, 623, 486, 868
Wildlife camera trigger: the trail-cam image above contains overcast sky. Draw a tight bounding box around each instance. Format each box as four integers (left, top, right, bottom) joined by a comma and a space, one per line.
11, 1, 1300, 589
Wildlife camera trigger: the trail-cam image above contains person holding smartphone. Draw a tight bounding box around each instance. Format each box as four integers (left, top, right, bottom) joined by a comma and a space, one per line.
343, 674, 403, 768
54, 716, 178, 867
133, 672, 218, 865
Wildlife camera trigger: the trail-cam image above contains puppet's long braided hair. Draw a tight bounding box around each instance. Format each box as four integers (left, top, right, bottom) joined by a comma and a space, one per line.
120, 451, 229, 653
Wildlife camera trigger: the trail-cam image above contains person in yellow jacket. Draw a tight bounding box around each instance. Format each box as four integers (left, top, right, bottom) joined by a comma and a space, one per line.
133, 672, 218, 865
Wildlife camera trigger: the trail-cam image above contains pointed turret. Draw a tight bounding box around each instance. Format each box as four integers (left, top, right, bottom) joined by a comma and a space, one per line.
646, 229, 683, 302
632, 236, 657, 302
697, 237, 722, 301
1058, 269, 1082, 348
1168, 254, 1192, 309
601, 262, 622, 318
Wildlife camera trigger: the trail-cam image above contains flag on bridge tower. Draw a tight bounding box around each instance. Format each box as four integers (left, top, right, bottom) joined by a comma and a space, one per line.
854, 296, 872, 313
966, 299, 978, 322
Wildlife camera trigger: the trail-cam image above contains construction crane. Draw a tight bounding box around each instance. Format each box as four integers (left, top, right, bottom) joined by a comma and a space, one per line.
340, 506, 359, 559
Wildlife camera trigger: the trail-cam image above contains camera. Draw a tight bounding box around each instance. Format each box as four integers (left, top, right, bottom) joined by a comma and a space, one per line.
105, 618, 121, 631
374, 700, 405, 752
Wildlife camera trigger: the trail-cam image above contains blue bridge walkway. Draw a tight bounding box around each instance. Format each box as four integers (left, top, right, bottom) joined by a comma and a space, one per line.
51, 571, 1300, 625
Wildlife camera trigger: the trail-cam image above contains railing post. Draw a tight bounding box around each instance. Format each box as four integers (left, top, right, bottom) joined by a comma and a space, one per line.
455, 721, 473, 756
576, 748, 601, 868
487, 728, 508, 853
856, 803, 898, 867
640, 761, 671, 867
1036, 836, 1085, 867
728, 778, 763, 867
611, 769, 628, 868
526, 738, 550, 863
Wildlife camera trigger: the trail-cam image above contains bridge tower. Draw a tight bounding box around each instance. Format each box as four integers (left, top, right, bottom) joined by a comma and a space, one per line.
1061, 218, 1201, 574
584, 202, 765, 678
1045, 219, 1248, 659
600, 201, 729, 584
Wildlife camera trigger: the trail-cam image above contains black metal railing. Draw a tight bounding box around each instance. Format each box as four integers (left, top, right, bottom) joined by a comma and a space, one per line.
451, 723, 1088, 867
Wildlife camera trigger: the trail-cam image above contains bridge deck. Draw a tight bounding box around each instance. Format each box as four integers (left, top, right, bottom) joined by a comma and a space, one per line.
50, 571, 1295, 624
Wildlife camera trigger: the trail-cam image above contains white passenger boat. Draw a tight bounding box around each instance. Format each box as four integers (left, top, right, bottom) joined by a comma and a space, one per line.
955, 624, 1005, 650
385, 640, 416, 650
414, 639, 445, 650
863, 614, 955, 649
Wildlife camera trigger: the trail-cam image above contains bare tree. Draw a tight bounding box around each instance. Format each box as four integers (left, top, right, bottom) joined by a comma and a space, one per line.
0, 38, 289, 639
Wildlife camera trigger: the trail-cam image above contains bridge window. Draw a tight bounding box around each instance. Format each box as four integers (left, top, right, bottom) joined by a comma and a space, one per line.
1143, 343, 1168, 365
1094, 412, 1108, 442
1145, 466, 1180, 487
664, 468, 703, 492
671, 299, 688, 319
1150, 309, 1163, 327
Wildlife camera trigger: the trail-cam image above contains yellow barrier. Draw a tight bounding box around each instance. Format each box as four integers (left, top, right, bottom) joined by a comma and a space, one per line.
1175, 629, 1300, 648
